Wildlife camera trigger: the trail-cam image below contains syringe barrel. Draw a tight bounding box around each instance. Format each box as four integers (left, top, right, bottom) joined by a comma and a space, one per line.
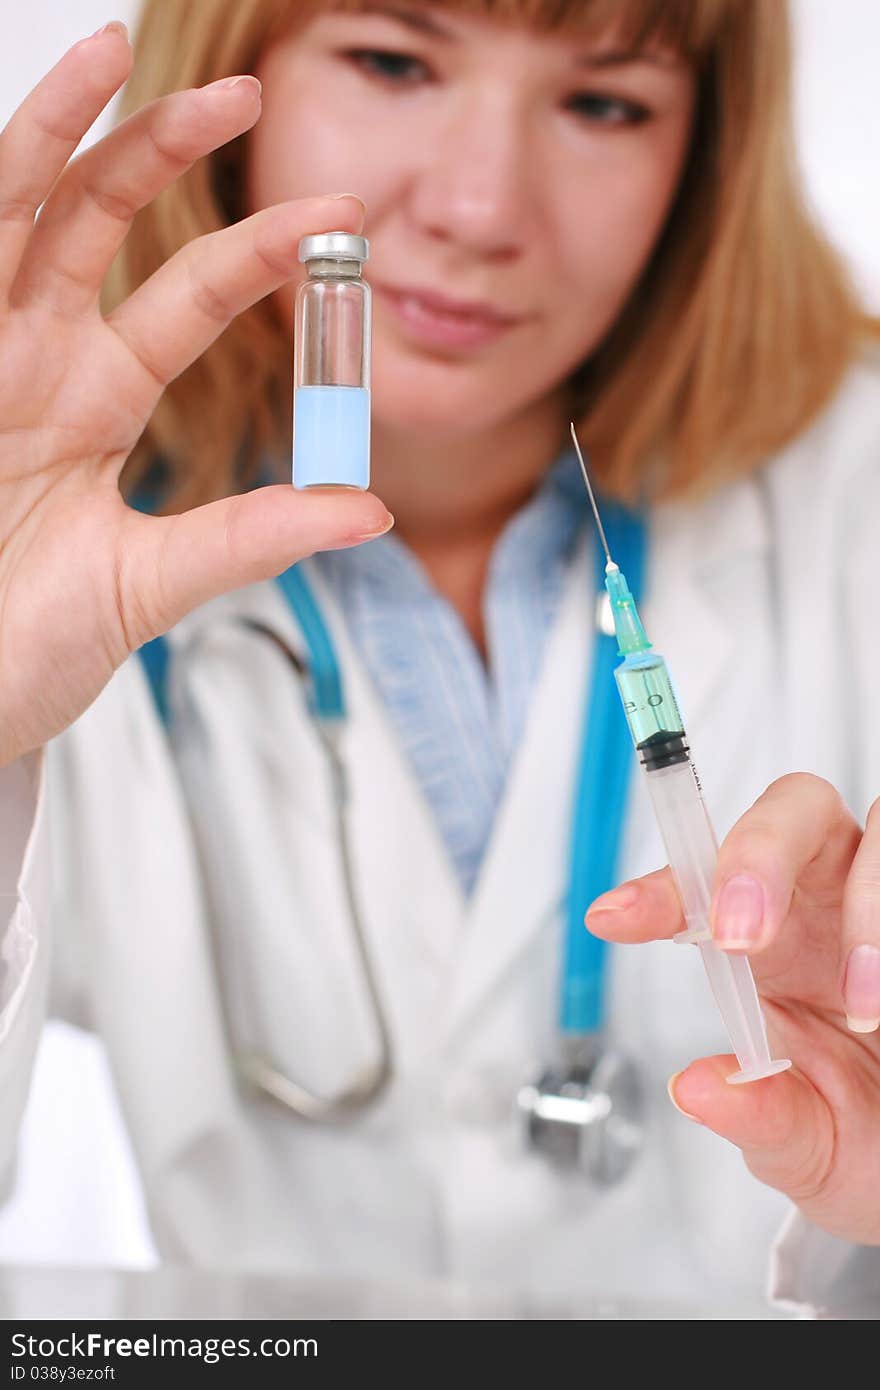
608, 615, 788, 1081
615, 652, 780, 1077
643, 758, 718, 939
640, 737, 778, 1074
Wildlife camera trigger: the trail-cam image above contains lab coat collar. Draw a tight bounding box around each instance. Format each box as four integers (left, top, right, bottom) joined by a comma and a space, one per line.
649, 470, 772, 737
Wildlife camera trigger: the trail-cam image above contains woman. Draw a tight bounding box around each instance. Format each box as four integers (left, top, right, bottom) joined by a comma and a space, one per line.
0, 0, 878, 1311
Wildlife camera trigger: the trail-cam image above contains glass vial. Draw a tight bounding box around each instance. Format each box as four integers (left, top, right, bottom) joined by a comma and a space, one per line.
293, 231, 371, 489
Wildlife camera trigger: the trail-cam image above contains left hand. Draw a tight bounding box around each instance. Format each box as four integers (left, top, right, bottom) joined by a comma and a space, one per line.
586, 773, 880, 1245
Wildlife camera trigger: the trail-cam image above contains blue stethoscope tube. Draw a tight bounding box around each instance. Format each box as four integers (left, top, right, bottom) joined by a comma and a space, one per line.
563, 501, 646, 1034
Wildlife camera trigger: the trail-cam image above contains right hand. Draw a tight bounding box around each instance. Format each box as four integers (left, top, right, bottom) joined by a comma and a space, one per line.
0, 22, 392, 767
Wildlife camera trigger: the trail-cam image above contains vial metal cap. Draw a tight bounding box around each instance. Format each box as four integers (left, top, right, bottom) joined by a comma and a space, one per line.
298, 231, 369, 264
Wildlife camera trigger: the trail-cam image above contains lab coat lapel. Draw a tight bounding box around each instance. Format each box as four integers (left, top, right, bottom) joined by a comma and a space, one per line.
438, 534, 595, 1041
301, 564, 468, 1056
51, 661, 247, 1205
648, 475, 771, 740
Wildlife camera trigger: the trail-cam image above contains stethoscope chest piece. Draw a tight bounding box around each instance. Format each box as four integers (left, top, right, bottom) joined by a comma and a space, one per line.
517, 1039, 644, 1186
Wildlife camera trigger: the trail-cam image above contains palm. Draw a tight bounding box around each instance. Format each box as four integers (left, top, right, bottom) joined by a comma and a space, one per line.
752, 854, 851, 1012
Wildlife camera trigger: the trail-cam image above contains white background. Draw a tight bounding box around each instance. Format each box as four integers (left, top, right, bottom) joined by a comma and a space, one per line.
0, 0, 878, 1269
1, 0, 879, 305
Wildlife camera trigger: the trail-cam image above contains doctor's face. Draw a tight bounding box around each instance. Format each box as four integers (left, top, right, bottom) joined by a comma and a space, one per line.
246, 3, 696, 437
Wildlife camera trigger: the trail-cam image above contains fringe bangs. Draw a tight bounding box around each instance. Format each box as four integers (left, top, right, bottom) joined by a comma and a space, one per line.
329, 0, 733, 60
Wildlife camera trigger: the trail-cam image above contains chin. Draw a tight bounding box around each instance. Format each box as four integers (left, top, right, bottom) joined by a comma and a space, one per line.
370, 354, 525, 437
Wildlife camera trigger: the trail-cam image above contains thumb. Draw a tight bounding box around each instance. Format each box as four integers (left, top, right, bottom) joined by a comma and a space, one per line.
126, 484, 393, 642
668, 1056, 834, 1203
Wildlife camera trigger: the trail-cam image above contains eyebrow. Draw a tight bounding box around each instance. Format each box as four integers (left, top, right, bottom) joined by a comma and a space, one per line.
345, 6, 678, 69
576, 49, 680, 70
349, 4, 457, 40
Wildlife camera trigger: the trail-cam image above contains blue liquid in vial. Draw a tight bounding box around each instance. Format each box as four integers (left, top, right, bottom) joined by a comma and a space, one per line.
293, 385, 370, 489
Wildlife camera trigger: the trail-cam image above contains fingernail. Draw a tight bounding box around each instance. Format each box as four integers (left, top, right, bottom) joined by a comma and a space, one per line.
205, 75, 262, 94
843, 944, 880, 1034
331, 194, 366, 227
586, 883, 640, 918
667, 1072, 703, 1124
92, 20, 128, 39
713, 874, 765, 949
355, 511, 395, 541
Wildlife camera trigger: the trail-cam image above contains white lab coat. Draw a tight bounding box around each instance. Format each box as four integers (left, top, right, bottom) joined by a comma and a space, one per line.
1, 353, 879, 1314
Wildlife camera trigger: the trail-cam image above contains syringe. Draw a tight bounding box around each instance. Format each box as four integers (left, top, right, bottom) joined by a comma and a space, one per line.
571, 424, 791, 1084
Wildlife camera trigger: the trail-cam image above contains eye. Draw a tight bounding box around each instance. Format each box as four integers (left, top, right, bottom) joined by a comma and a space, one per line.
567, 93, 650, 126
344, 48, 432, 86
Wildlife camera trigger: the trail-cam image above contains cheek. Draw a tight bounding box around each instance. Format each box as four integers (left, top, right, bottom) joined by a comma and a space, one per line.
551, 133, 691, 345
246, 50, 407, 214
247, 93, 370, 209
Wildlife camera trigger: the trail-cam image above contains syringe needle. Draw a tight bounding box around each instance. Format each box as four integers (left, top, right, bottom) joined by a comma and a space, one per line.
570, 422, 614, 570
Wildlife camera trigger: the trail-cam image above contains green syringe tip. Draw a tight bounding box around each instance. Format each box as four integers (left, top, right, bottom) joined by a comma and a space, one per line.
605, 564, 652, 655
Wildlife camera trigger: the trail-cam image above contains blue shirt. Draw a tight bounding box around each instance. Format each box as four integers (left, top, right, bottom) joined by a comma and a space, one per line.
313, 447, 587, 896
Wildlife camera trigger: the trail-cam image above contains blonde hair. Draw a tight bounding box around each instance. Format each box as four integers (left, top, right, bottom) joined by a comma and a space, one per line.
106, 0, 879, 510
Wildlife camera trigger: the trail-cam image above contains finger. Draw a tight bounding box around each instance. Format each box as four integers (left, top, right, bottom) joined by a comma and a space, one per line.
105, 194, 365, 418
668, 1055, 834, 1204
0, 23, 133, 307
841, 795, 880, 1033
709, 773, 859, 953
15, 74, 263, 317
119, 483, 394, 647
585, 866, 684, 942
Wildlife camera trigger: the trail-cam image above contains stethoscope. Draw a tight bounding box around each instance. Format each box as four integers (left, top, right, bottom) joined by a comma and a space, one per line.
138, 496, 647, 1184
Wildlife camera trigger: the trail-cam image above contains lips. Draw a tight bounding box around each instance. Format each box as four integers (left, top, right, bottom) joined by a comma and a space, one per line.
374, 281, 524, 351
380, 283, 520, 325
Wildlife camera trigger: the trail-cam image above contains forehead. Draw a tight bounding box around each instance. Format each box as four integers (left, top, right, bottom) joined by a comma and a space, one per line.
322, 0, 729, 61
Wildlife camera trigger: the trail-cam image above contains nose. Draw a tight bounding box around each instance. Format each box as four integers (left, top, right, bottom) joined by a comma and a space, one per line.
407, 87, 535, 260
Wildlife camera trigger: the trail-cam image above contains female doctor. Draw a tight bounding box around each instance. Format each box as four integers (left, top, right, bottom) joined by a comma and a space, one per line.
0, 0, 879, 1312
